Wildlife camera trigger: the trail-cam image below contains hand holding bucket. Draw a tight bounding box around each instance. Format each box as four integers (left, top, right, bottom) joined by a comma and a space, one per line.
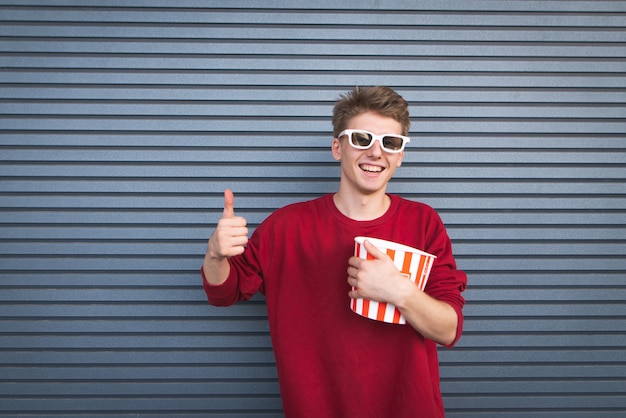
351, 237, 436, 324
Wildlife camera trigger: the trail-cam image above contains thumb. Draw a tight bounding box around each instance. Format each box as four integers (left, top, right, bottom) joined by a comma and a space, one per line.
364, 240, 388, 260
222, 189, 235, 218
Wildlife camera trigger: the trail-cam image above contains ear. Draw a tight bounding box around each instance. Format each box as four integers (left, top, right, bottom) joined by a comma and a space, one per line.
331, 137, 342, 161
396, 151, 404, 168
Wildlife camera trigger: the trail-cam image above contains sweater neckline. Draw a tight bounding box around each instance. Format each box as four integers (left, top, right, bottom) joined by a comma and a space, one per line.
323, 193, 399, 227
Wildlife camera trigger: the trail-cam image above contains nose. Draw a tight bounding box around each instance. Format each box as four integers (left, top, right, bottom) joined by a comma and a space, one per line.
366, 138, 383, 158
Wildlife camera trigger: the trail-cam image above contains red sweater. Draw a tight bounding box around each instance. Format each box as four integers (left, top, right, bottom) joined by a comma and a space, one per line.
203, 194, 467, 418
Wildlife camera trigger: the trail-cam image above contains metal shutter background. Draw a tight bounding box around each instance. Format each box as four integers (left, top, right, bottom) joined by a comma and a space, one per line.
1, 1, 625, 416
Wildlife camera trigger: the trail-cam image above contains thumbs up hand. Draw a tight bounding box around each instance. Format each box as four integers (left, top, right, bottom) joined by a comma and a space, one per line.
207, 189, 249, 260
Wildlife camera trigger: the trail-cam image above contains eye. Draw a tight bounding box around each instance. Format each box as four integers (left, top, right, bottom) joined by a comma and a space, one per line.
352, 132, 372, 146
383, 136, 403, 150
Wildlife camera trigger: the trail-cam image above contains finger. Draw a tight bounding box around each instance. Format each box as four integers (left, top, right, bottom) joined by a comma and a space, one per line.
346, 265, 358, 279
226, 236, 249, 252
347, 256, 361, 269
222, 189, 235, 219
218, 216, 247, 229
217, 226, 249, 241
363, 239, 389, 260
221, 242, 247, 258
347, 274, 358, 288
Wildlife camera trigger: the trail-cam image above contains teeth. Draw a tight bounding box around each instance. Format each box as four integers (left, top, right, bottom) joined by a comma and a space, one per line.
361, 164, 383, 173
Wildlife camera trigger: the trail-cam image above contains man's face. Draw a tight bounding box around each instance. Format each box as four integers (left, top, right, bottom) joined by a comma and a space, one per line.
332, 111, 405, 196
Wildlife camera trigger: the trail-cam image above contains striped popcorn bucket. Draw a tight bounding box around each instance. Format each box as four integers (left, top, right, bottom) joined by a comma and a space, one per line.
351, 236, 436, 324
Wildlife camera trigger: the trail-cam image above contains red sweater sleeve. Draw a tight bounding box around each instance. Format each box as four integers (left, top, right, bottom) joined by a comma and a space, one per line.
422, 209, 467, 348
201, 266, 241, 306
202, 221, 268, 306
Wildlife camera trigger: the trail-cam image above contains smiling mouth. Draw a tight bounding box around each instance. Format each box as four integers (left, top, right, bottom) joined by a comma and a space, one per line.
360, 164, 384, 173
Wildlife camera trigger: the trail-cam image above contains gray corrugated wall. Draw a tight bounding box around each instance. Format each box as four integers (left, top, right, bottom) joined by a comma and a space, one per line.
1, 1, 625, 416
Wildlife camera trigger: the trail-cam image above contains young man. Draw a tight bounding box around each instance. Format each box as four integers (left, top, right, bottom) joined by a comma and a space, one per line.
202, 86, 467, 417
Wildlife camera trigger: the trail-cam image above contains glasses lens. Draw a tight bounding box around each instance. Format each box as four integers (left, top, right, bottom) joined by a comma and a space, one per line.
382, 135, 404, 151
350, 131, 373, 148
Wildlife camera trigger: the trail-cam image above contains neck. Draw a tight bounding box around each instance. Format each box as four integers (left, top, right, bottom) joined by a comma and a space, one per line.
333, 189, 391, 221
